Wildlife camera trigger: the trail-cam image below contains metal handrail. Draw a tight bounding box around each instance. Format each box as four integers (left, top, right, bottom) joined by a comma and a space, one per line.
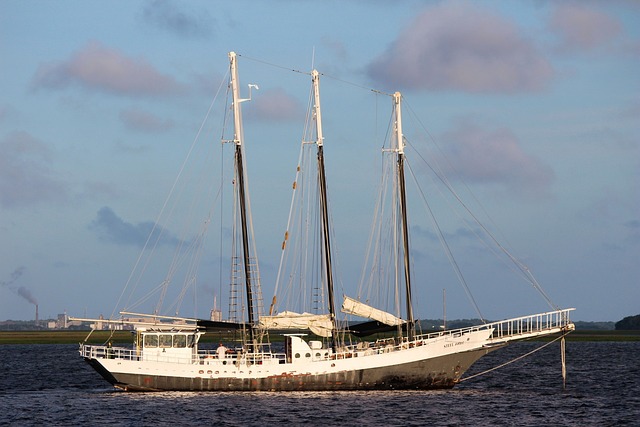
80, 308, 575, 363
80, 343, 288, 365
413, 308, 575, 343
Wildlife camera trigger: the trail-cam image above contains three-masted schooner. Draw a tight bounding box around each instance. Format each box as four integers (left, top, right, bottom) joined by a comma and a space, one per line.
72, 52, 574, 391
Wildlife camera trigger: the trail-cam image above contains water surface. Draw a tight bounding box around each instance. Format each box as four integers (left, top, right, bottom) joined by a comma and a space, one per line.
0, 341, 638, 426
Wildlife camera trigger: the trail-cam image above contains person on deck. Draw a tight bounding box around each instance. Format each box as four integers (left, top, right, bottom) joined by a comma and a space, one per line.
217, 342, 228, 359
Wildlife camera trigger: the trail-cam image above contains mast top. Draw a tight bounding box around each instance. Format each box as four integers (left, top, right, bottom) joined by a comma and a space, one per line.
393, 92, 405, 155
312, 69, 324, 147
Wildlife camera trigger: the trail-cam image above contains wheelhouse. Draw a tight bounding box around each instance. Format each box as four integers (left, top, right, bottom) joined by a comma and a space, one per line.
136, 328, 202, 363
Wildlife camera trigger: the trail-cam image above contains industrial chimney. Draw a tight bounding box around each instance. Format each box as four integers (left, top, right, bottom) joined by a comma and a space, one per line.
35, 304, 39, 324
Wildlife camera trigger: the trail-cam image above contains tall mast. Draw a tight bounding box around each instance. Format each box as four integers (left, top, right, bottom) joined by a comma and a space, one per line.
229, 51, 255, 345
393, 91, 415, 341
312, 70, 339, 351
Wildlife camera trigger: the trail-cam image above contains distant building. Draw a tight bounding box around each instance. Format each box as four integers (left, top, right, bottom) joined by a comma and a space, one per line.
94, 314, 104, 330
210, 309, 222, 322
55, 313, 68, 329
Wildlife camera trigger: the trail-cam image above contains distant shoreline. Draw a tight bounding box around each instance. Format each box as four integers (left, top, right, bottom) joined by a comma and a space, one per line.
0, 329, 638, 345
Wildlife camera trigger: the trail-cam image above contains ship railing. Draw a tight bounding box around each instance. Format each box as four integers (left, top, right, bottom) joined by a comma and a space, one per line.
196, 349, 286, 365
80, 344, 141, 361
80, 343, 288, 365
413, 308, 575, 344
333, 308, 575, 358
483, 308, 576, 343
81, 345, 196, 364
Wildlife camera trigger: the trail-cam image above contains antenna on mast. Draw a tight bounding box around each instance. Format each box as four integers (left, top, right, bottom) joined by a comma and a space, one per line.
239, 84, 259, 103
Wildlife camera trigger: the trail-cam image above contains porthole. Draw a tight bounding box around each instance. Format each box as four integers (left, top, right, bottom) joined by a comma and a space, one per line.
295, 353, 301, 358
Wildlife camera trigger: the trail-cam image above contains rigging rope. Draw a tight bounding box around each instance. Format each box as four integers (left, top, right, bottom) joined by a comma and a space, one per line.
237, 53, 393, 97
357, 110, 414, 319
405, 158, 486, 322
459, 333, 567, 383
112, 69, 229, 320
228, 59, 559, 318
272, 83, 316, 308
400, 99, 558, 311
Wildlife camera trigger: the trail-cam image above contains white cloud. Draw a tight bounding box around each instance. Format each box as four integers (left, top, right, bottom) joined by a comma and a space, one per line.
368, 1, 554, 93
439, 121, 554, 196
548, 3, 622, 52
32, 41, 184, 97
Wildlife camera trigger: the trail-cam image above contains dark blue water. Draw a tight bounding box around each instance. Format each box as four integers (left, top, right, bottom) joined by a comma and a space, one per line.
0, 341, 638, 426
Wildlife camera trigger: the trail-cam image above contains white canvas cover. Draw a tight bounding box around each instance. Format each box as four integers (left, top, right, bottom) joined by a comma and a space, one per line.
258, 311, 333, 337
341, 296, 404, 326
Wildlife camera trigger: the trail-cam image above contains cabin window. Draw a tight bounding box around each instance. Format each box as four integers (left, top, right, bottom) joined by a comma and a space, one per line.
159, 334, 172, 348
187, 335, 196, 347
294, 353, 301, 358
305, 353, 311, 358
173, 335, 186, 348
144, 335, 158, 348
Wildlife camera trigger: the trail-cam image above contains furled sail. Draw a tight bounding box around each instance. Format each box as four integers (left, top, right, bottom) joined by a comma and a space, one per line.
341, 296, 405, 326
258, 311, 333, 337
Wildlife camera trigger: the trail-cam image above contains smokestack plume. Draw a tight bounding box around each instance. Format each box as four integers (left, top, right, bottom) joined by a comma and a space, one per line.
2, 267, 39, 308
1, 266, 25, 287
18, 286, 38, 305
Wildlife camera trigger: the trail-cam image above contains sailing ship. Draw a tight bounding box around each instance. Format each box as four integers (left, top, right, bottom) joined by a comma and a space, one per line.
72, 52, 574, 391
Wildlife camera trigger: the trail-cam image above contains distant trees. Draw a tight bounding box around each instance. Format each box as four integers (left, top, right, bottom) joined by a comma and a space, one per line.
615, 315, 640, 330
573, 321, 614, 330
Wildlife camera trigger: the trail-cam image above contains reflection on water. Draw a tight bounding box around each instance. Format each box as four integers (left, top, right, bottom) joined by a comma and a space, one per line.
0, 342, 638, 426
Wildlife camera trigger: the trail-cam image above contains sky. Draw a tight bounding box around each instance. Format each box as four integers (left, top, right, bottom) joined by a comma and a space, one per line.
1, 0, 638, 323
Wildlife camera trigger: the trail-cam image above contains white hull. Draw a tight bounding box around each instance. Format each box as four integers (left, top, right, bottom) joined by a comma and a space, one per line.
85, 329, 495, 391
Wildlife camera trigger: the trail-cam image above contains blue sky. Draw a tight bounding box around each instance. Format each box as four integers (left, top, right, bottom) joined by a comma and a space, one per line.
1, 0, 638, 323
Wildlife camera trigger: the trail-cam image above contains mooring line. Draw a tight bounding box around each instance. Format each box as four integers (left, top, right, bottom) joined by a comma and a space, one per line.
459, 334, 566, 383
